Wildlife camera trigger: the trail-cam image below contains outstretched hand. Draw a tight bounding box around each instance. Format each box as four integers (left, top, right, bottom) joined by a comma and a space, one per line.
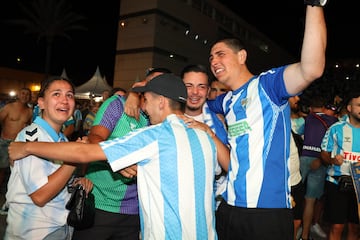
76, 136, 89, 143
177, 115, 214, 137
119, 164, 138, 179
8, 142, 28, 166
73, 177, 94, 195
333, 154, 344, 166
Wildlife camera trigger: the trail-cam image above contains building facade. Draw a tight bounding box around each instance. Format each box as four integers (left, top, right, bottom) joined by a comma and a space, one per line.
0, 67, 44, 102
113, 0, 294, 90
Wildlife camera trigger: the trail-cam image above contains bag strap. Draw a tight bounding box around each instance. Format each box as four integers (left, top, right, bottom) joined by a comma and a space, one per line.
311, 112, 329, 129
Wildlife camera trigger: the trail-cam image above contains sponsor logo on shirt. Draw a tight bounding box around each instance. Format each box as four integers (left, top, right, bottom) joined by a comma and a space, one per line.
228, 119, 251, 137
344, 151, 360, 162
303, 145, 321, 152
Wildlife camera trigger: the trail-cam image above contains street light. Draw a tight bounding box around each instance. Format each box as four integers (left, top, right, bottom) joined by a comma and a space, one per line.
9, 91, 16, 97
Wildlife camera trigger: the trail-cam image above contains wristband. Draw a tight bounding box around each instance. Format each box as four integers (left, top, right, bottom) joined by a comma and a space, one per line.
304, 0, 327, 6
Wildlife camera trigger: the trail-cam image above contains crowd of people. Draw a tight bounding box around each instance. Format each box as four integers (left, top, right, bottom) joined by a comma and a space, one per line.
1, 2, 360, 240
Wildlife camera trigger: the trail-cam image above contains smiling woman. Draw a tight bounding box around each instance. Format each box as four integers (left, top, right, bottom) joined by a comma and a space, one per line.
4, 75, 93, 239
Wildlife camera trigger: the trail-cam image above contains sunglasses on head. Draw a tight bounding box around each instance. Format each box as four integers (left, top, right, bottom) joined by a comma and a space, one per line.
325, 104, 341, 113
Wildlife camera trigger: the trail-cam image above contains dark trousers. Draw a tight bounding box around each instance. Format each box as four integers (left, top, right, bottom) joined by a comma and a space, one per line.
72, 208, 140, 240
216, 200, 294, 240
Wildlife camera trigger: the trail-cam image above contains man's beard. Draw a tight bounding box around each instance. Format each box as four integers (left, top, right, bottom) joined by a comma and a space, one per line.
351, 114, 360, 123
187, 105, 201, 112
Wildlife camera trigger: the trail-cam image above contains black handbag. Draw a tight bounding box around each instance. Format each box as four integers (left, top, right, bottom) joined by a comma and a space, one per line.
336, 175, 354, 192
66, 184, 95, 230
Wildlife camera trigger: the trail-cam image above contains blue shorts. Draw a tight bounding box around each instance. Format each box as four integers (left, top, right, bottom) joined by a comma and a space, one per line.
0, 138, 12, 168
300, 156, 326, 199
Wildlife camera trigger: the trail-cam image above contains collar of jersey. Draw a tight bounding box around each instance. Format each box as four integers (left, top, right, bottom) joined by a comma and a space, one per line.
34, 116, 66, 142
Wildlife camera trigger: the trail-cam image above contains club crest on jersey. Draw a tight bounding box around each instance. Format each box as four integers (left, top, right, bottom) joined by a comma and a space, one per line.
130, 122, 137, 130
241, 98, 248, 110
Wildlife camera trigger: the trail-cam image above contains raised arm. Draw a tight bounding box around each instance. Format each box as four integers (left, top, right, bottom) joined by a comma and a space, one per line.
284, 5, 327, 95
9, 141, 106, 164
124, 92, 141, 120
124, 80, 147, 120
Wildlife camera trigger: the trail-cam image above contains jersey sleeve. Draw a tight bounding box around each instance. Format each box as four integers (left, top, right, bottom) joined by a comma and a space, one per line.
93, 96, 124, 131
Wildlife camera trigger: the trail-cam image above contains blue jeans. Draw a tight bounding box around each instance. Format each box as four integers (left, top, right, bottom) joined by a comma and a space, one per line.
300, 156, 326, 199
43, 225, 73, 240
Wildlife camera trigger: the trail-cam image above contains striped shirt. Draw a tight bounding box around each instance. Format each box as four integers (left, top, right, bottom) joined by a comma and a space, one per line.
86, 95, 148, 214
202, 102, 228, 145
100, 114, 217, 240
5, 117, 72, 239
187, 103, 228, 208
207, 66, 293, 209
321, 118, 360, 183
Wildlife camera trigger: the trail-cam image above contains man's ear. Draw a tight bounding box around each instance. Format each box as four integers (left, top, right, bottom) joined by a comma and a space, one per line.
237, 49, 247, 64
347, 103, 351, 113
158, 95, 165, 110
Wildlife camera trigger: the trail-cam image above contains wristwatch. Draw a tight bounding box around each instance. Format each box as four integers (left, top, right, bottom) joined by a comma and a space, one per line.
304, 0, 327, 6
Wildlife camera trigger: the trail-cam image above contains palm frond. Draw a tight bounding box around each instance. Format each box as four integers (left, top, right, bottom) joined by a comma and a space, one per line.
5, 0, 88, 75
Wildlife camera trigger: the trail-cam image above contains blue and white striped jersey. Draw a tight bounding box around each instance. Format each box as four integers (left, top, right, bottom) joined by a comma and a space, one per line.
207, 66, 293, 209
321, 119, 360, 183
100, 114, 217, 240
202, 102, 228, 145
5, 117, 72, 239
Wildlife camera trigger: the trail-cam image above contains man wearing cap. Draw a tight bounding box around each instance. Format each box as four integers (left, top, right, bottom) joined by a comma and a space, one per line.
71, 67, 171, 240
8, 74, 219, 239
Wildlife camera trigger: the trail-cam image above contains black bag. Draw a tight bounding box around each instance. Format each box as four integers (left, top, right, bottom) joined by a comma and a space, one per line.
66, 184, 95, 230
291, 130, 303, 156
336, 175, 354, 192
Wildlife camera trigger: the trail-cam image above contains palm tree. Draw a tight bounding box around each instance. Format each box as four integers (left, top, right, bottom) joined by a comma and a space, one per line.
8, 0, 87, 77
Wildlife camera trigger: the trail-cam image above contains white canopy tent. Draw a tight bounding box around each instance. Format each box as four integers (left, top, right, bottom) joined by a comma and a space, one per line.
60, 68, 69, 80
74, 66, 112, 100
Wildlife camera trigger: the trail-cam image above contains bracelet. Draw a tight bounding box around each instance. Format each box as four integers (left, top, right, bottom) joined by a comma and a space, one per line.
304, 0, 327, 7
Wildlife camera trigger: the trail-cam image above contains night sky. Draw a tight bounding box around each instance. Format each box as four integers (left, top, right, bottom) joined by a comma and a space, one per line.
1, 0, 358, 86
